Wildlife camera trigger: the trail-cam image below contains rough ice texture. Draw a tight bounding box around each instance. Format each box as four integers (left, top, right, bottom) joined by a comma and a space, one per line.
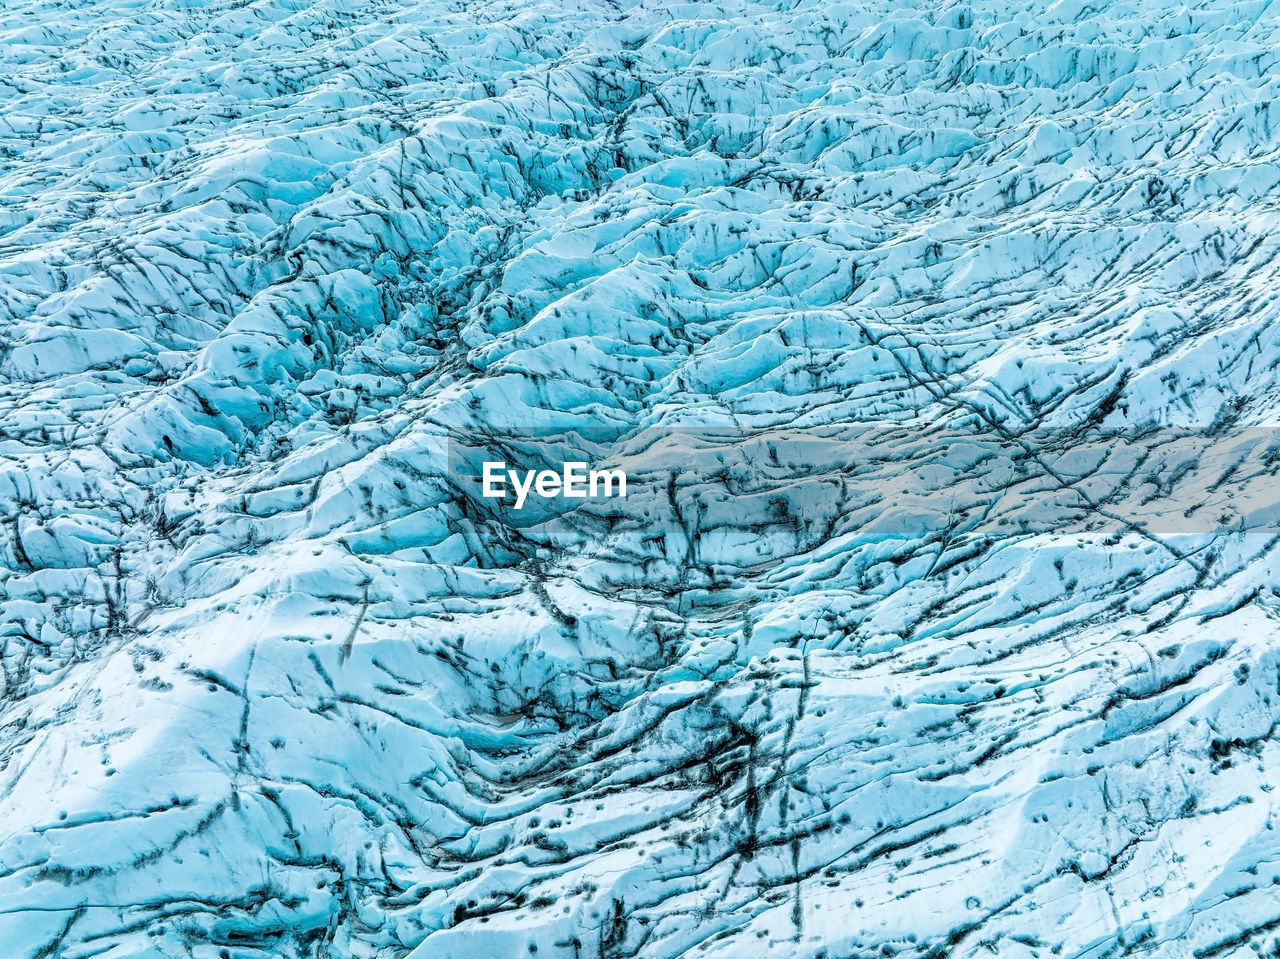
4, 0, 1280, 956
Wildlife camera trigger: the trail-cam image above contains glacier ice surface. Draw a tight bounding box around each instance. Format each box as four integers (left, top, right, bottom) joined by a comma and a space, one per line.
4, 0, 1280, 956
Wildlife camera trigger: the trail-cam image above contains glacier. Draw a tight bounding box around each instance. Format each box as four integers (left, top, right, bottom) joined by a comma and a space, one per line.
4, 0, 1280, 956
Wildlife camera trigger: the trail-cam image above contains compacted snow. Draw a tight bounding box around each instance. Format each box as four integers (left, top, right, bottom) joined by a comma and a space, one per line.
5, 0, 1280, 956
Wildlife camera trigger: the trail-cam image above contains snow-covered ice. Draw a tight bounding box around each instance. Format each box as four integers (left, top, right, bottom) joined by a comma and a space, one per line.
4, 0, 1280, 955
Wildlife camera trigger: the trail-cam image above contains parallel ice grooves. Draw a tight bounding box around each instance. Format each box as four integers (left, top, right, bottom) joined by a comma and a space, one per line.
4, 0, 1280, 956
